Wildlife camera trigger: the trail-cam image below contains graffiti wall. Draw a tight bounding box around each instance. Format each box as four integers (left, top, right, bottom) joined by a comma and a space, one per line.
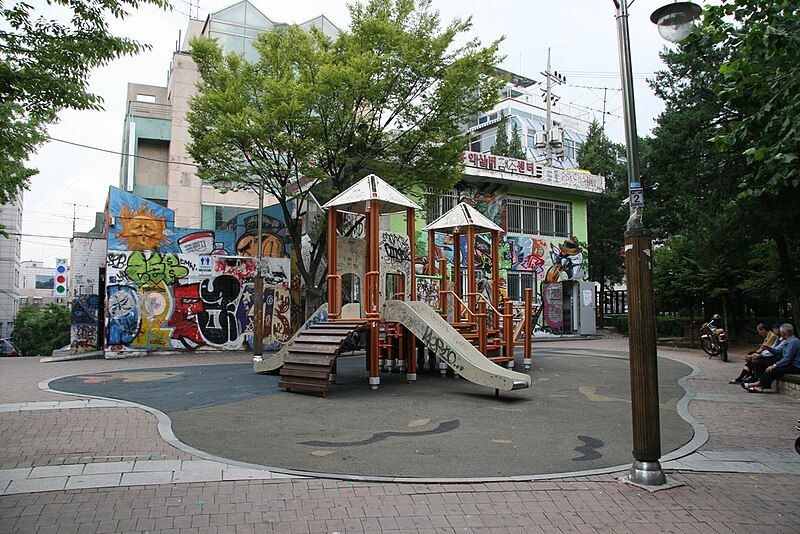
103, 187, 292, 355
70, 294, 99, 354
379, 231, 412, 302
416, 275, 440, 310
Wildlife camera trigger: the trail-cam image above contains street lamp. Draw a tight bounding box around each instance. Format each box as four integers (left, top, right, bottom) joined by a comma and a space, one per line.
216, 179, 265, 362
612, 0, 701, 487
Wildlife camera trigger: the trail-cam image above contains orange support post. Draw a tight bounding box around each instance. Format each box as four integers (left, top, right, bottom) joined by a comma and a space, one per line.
524, 287, 533, 370
438, 258, 448, 319
504, 300, 514, 363
453, 232, 462, 322
406, 208, 417, 381
368, 200, 381, 389
477, 300, 487, 356
491, 230, 500, 321
326, 207, 340, 318
466, 226, 476, 317
427, 229, 436, 276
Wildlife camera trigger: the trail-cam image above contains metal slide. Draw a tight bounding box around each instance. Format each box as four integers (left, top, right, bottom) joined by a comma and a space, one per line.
382, 300, 531, 392
252, 303, 329, 374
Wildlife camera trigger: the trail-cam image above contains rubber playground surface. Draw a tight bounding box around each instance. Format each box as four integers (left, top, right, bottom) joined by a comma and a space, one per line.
49, 348, 694, 479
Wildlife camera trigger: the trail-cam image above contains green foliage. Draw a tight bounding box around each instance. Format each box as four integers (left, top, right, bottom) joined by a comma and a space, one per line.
188, 0, 504, 290
508, 121, 525, 160
643, 3, 800, 319
577, 121, 627, 291
490, 116, 510, 156
11, 304, 70, 357
611, 314, 691, 339
0, 0, 169, 205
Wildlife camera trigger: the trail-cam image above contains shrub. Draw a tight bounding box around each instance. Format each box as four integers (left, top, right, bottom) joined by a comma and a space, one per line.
11, 304, 70, 357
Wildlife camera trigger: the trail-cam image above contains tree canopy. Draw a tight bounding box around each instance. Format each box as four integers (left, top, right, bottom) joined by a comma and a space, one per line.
642, 0, 800, 322
0, 0, 168, 205
188, 0, 504, 305
12, 304, 70, 357
577, 121, 627, 292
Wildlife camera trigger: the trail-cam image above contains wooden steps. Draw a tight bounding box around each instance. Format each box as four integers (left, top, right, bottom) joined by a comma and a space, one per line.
278, 320, 364, 397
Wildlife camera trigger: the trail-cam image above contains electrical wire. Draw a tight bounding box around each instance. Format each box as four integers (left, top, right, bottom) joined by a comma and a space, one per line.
47, 136, 200, 167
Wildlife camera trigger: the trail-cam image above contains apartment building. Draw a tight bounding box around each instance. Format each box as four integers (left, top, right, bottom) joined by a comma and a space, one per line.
119, 0, 339, 232
0, 196, 22, 337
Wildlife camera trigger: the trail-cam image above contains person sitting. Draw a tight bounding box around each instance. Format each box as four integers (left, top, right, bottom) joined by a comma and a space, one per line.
744, 323, 800, 393
729, 322, 779, 384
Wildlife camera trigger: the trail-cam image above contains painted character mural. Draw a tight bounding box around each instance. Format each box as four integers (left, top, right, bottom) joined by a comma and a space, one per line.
106, 285, 140, 346
545, 236, 584, 282
168, 283, 205, 349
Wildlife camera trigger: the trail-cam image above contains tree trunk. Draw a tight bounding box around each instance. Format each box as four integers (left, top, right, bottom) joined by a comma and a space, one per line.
775, 233, 800, 321
303, 285, 327, 321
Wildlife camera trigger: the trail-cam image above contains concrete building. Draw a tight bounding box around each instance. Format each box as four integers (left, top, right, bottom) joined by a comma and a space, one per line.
0, 196, 22, 337
119, 0, 339, 231
18, 260, 69, 309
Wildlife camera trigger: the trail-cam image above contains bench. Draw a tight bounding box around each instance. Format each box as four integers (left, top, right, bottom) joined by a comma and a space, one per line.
777, 374, 800, 399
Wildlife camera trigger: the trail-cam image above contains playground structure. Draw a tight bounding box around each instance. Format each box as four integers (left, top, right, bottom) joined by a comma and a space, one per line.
262, 174, 534, 397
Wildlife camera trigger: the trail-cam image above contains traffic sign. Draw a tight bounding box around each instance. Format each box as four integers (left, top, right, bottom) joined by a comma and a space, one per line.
629, 188, 645, 207
54, 259, 68, 298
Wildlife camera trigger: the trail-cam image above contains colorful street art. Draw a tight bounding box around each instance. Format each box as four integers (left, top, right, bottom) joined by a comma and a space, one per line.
542, 282, 564, 330
102, 188, 292, 355
70, 294, 99, 354
379, 231, 412, 302
544, 236, 584, 283
416, 275, 440, 310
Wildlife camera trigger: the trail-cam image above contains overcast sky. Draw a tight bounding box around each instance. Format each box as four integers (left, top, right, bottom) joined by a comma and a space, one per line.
21, 0, 697, 266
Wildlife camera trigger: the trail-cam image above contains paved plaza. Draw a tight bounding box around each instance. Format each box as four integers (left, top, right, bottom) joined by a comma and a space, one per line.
1, 337, 799, 532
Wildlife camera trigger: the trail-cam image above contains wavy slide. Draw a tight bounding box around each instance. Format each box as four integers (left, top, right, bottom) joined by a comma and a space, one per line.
382, 300, 531, 392
252, 303, 329, 374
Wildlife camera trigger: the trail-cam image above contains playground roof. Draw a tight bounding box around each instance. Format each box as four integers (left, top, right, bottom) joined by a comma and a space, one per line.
321, 174, 421, 214
423, 202, 502, 234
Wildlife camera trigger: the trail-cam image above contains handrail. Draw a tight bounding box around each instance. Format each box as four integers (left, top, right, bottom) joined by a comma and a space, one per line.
439, 290, 476, 320
471, 292, 508, 319
364, 270, 380, 318
326, 273, 342, 319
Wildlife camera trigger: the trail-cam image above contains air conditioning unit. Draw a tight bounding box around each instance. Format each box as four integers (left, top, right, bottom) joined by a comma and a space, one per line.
547, 128, 564, 148
534, 131, 547, 149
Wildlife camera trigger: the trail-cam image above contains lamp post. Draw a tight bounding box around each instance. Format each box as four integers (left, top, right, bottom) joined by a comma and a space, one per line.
217, 179, 265, 363
612, 0, 700, 486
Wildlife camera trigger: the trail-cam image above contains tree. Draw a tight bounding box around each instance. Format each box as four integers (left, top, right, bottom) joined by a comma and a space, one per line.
490, 116, 510, 156
508, 121, 526, 160
704, 0, 800, 317
577, 121, 627, 295
11, 304, 70, 357
0, 0, 168, 206
188, 0, 503, 313
642, 1, 800, 320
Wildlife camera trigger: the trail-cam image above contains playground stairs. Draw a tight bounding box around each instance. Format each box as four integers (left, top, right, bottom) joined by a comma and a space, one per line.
278, 320, 365, 397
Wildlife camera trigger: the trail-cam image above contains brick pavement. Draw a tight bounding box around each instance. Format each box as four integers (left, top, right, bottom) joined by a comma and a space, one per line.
1, 340, 799, 532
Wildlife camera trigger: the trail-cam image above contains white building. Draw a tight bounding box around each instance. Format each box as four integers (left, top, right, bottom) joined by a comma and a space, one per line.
18, 260, 68, 309
0, 196, 22, 337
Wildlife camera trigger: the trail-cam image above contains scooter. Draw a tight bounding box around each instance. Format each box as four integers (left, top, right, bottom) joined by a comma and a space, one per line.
699, 320, 728, 362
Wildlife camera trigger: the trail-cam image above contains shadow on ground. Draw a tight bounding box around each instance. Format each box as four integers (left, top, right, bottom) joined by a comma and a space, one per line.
49, 350, 693, 479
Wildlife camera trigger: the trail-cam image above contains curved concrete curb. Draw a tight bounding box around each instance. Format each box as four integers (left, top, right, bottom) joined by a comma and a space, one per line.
38, 353, 707, 484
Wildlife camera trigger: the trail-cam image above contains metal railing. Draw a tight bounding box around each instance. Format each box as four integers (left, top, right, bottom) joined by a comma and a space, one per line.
128, 100, 172, 120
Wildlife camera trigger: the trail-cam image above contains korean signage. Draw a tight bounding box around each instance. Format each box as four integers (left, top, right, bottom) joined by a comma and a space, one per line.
462, 151, 605, 194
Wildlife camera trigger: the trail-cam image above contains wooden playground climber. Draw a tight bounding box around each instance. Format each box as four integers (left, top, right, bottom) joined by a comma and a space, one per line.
264, 174, 535, 397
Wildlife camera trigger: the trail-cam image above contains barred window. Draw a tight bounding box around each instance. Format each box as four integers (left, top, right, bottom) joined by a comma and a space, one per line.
507, 270, 536, 301
505, 197, 571, 237
425, 189, 459, 224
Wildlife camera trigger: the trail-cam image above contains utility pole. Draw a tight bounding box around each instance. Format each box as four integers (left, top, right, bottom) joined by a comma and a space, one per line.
602, 87, 608, 130
545, 49, 553, 166
540, 48, 565, 166
64, 202, 91, 234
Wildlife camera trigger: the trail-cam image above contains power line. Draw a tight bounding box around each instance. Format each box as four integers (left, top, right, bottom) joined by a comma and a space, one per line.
5, 232, 72, 240
47, 136, 200, 167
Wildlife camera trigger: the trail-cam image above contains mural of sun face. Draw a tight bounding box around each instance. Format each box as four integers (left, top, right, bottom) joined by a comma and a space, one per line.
117, 204, 171, 250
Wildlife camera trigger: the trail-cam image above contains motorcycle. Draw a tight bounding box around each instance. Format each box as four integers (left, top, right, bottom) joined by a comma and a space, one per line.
699, 320, 728, 362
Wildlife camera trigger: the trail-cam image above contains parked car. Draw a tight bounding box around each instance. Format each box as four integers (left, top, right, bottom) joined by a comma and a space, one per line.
0, 338, 20, 357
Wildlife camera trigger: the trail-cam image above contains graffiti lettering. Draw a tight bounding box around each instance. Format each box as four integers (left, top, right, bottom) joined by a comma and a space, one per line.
197, 275, 241, 346
125, 252, 189, 286
420, 326, 464, 372
107, 285, 140, 346
107, 253, 127, 269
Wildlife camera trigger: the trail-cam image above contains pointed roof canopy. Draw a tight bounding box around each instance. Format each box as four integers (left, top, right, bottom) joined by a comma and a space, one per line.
423, 202, 503, 234
322, 174, 421, 214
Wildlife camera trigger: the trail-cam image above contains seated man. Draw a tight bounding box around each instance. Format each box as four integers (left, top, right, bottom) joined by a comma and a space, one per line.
744, 323, 800, 393
729, 322, 779, 384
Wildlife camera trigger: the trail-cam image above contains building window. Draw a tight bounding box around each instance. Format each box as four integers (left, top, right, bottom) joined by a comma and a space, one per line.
201, 204, 255, 231
19, 297, 28, 306
425, 189, 459, 224
506, 197, 571, 237
35, 274, 54, 289
564, 139, 579, 160
507, 270, 536, 302
32, 297, 42, 308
